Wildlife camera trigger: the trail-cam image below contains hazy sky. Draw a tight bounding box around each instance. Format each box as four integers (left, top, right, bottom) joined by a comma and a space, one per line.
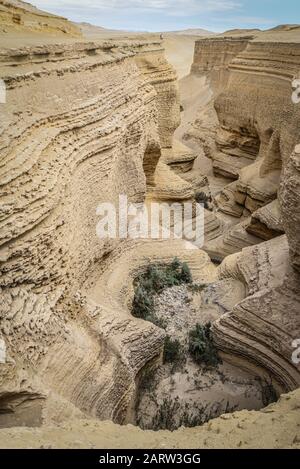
32, 0, 300, 32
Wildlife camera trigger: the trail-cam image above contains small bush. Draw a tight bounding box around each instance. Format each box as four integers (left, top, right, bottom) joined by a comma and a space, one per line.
163, 336, 183, 364
132, 258, 192, 323
138, 366, 156, 393
188, 283, 207, 293
132, 285, 154, 320
195, 191, 212, 210
258, 378, 278, 407
188, 322, 220, 367
151, 396, 181, 431
150, 315, 167, 330
180, 262, 193, 284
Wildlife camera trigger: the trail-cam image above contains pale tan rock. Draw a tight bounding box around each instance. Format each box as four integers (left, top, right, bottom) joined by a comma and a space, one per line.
0, 0, 81, 40
0, 5, 186, 426
246, 199, 284, 240
0, 389, 299, 448
213, 37, 300, 215
186, 27, 300, 397
0, 0, 299, 450
213, 235, 300, 391
280, 145, 300, 272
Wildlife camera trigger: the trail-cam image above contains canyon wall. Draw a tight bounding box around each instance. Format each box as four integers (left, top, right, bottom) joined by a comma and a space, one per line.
191, 36, 251, 91
0, 0, 299, 445
0, 0, 81, 37
0, 30, 185, 426
0, 388, 300, 448
186, 30, 300, 391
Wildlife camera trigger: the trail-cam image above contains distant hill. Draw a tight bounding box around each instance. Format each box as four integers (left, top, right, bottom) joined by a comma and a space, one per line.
0, 0, 81, 39
267, 24, 300, 32
165, 28, 215, 36
221, 28, 261, 36
76, 21, 142, 38
78, 22, 107, 31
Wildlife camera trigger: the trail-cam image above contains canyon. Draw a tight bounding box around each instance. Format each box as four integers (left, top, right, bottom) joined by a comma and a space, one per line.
0, 0, 299, 448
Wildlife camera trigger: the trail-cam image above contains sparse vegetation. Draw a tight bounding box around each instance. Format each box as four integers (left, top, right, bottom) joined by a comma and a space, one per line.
132, 257, 192, 323
188, 283, 207, 293
132, 285, 154, 321
195, 191, 212, 210
139, 396, 239, 431
180, 261, 193, 284
258, 377, 278, 406
188, 322, 221, 367
138, 366, 157, 394
163, 336, 183, 364
133, 260, 273, 433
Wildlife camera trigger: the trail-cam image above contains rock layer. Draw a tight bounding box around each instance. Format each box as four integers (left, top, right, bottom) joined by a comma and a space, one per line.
0, 26, 186, 426
186, 29, 300, 391
0, 389, 299, 448
0, 0, 300, 446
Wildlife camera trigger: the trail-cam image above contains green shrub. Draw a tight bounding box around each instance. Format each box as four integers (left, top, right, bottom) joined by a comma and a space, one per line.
147, 397, 237, 431
258, 378, 278, 406
132, 285, 154, 320
188, 283, 207, 293
163, 336, 183, 364
180, 262, 192, 284
132, 258, 192, 323
188, 322, 220, 367
195, 191, 212, 210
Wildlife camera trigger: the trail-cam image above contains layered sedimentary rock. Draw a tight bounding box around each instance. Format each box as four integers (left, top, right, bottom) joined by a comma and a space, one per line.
246, 199, 284, 240
185, 29, 300, 255
214, 236, 300, 391
190, 31, 300, 216
0, 0, 81, 37
182, 34, 256, 169
0, 2, 226, 430
191, 35, 252, 89
185, 29, 300, 391
0, 21, 188, 426
215, 39, 300, 214
0, 388, 299, 448
0, 0, 300, 446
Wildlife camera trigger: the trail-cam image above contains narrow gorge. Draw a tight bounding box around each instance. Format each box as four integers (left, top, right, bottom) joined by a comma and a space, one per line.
0, 0, 299, 448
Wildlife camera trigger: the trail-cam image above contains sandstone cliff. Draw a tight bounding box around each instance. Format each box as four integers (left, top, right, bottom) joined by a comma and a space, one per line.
0, 9, 185, 425
0, 389, 299, 448
0, 0, 81, 40
0, 0, 299, 448
183, 29, 300, 393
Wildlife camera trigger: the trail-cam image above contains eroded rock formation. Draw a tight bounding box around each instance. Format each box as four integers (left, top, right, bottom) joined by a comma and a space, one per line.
184, 28, 300, 392
0, 8, 187, 425
0, 0, 299, 448
0, 0, 81, 38
1, 389, 300, 448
